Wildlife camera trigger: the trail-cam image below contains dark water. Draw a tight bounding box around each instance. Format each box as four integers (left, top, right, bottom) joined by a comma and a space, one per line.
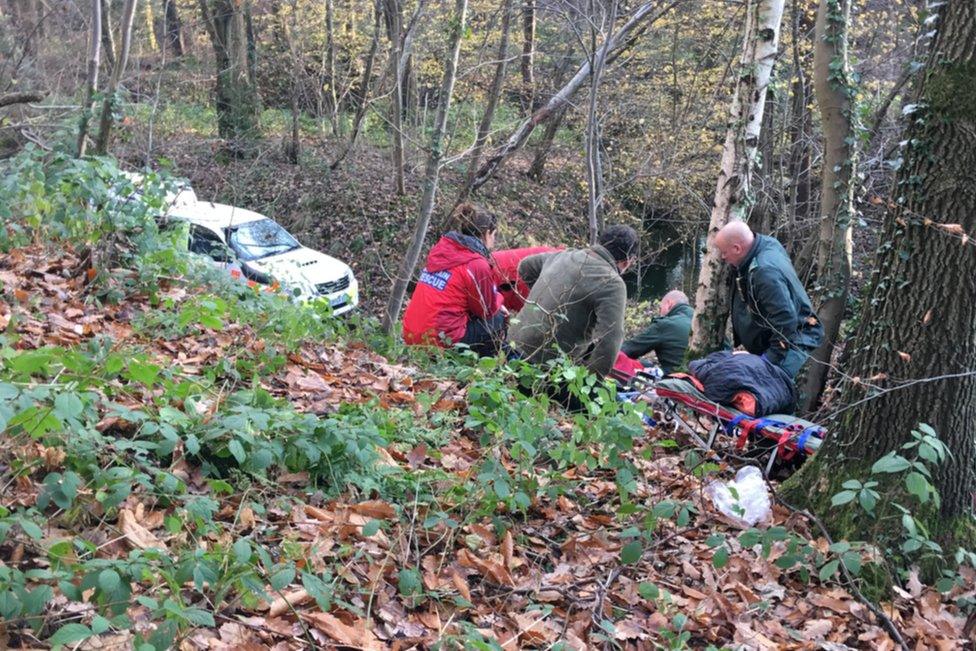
626, 224, 703, 302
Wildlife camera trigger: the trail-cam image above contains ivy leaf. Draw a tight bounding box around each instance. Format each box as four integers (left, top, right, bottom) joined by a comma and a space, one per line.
362, 520, 381, 537
831, 490, 855, 506
841, 551, 862, 576
53, 393, 84, 421
269, 564, 296, 591
228, 440, 246, 464
49, 623, 93, 648
712, 546, 729, 569
904, 472, 929, 502
620, 541, 642, 564
819, 559, 840, 582
98, 569, 122, 594
398, 568, 423, 597
858, 489, 877, 513
871, 453, 910, 474
638, 582, 660, 600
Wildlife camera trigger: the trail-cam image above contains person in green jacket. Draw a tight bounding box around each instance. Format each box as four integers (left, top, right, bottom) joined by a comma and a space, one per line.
621, 290, 693, 375
509, 225, 638, 378
714, 221, 823, 379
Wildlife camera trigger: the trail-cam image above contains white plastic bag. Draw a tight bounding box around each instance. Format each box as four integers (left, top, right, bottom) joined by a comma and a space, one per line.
704, 466, 772, 528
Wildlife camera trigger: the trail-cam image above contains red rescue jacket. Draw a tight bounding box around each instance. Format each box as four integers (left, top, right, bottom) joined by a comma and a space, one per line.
492, 246, 562, 312
403, 233, 502, 346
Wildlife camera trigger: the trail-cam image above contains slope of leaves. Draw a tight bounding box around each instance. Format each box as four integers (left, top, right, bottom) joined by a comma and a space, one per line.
0, 152, 972, 649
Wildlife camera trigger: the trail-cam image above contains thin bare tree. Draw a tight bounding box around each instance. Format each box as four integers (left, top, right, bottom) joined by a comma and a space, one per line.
382, 0, 469, 334
76, 0, 102, 157
94, 0, 138, 155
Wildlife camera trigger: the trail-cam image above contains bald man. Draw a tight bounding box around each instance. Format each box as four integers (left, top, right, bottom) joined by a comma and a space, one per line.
621, 289, 693, 375
714, 221, 823, 379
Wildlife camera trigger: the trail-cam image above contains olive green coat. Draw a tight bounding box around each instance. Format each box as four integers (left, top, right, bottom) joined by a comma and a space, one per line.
509, 245, 626, 377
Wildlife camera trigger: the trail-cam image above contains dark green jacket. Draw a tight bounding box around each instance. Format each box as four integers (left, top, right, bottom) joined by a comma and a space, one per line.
731, 235, 823, 366
509, 245, 626, 377
621, 302, 694, 374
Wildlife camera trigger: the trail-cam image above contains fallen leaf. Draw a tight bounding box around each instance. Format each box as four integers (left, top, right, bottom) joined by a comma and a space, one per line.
267, 588, 311, 617
349, 500, 396, 520
118, 509, 166, 551
302, 611, 381, 650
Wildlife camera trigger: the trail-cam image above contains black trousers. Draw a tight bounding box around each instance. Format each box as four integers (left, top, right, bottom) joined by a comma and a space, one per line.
459, 312, 506, 357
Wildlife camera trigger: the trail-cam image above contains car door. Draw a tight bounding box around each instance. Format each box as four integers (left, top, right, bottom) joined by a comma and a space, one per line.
188, 225, 232, 262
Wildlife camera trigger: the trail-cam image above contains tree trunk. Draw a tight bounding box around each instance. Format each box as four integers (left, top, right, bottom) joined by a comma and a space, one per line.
198, 0, 260, 147
520, 0, 535, 113
142, 0, 158, 52
162, 0, 185, 56
528, 50, 575, 179
77, 0, 102, 157
783, 0, 976, 549
330, 0, 382, 170
275, 0, 302, 163
101, 0, 116, 68
688, 0, 787, 357
384, 0, 405, 195
527, 105, 567, 179
93, 0, 137, 155
786, 0, 815, 243
470, 0, 680, 193
325, 0, 339, 134
455, 0, 515, 206
799, 0, 857, 412
382, 0, 468, 334
584, 0, 616, 245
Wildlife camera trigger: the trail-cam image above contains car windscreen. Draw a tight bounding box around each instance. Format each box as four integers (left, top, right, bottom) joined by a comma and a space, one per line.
226, 219, 300, 261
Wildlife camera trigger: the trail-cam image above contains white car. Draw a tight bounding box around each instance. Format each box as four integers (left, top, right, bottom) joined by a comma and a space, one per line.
169, 200, 359, 315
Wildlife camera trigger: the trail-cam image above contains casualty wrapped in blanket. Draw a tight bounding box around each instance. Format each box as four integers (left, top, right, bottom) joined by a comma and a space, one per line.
688, 351, 796, 416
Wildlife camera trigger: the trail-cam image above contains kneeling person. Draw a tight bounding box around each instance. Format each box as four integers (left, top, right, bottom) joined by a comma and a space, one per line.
402, 203, 505, 356
621, 289, 693, 375
509, 225, 637, 377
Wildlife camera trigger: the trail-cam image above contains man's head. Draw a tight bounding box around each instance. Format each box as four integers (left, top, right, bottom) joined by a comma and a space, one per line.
599, 224, 639, 273
658, 289, 689, 316
714, 221, 755, 267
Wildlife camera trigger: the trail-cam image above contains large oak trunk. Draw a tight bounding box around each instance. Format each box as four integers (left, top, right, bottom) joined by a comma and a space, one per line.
784, 0, 976, 545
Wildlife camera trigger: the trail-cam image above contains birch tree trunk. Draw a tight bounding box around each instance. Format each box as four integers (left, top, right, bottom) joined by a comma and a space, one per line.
76, 0, 102, 157
799, 0, 857, 412
93, 0, 137, 155
584, 0, 616, 244
520, 0, 535, 113
455, 0, 514, 206
101, 0, 116, 68
783, 0, 976, 548
688, 0, 787, 356
470, 0, 679, 192
330, 0, 382, 170
382, 0, 468, 334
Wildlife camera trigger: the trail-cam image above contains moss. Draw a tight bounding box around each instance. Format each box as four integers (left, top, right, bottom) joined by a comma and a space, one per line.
926, 62, 976, 122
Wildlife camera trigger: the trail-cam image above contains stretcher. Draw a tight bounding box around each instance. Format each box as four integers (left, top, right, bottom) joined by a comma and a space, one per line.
626, 375, 826, 476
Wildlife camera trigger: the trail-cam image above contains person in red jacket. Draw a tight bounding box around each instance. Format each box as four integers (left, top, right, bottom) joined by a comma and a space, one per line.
492, 246, 562, 312
403, 203, 505, 356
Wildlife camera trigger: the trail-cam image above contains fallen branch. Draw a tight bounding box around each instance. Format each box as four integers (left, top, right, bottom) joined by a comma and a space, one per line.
0, 91, 45, 109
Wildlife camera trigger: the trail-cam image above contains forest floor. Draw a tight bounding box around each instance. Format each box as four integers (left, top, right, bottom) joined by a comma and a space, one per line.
1, 236, 971, 649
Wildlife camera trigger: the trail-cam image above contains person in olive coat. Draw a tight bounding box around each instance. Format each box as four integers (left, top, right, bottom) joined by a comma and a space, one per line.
621, 289, 693, 375
509, 225, 638, 378
713, 221, 823, 379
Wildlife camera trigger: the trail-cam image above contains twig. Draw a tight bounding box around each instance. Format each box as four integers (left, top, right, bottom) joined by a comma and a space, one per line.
772, 492, 911, 651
